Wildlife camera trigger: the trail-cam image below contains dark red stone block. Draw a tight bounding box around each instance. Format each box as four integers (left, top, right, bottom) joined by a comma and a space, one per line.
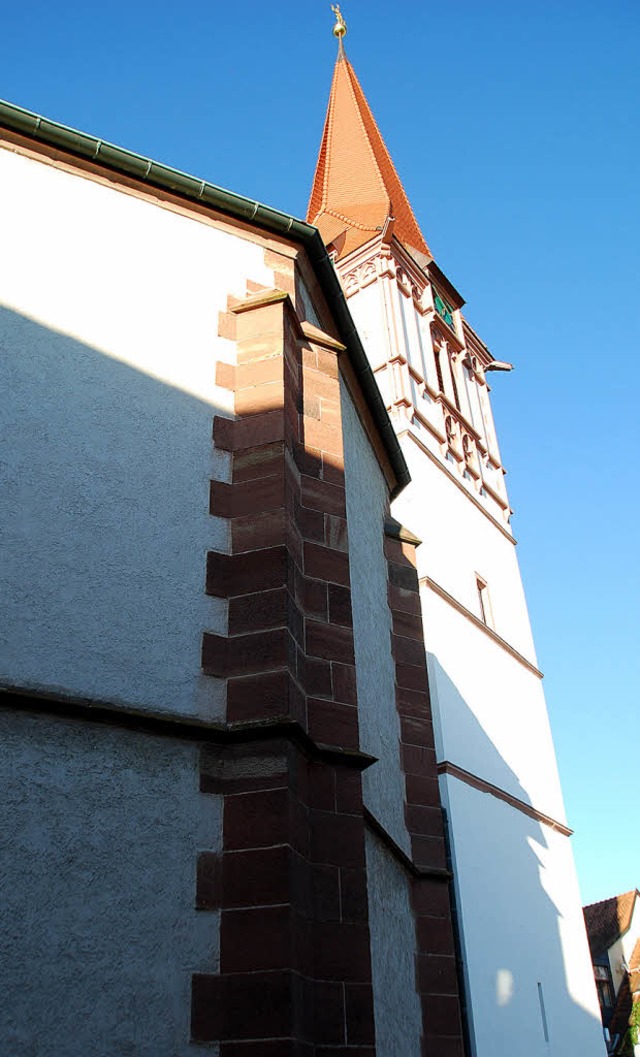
222, 845, 291, 908
191, 972, 223, 1041
218, 970, 296, 1040
383, 537, 417, 568
388, 561, 420, 592
324, 514, 348, 553
299, 654, 333, 698
395, 662, 429, 693
306, 620, 355, 665
411, 835, 447, 872
213, 411, 285, 453
334, 770, 363, 814
328, 583, 353, 626
405, 803, 445, 839
232, 441, 285, 483
416, 914, 455, 957
231, 509, 286, 553
340, 867, 369, 923
392, 608, 425, 640
421, 1036, 465, 1057
227, 669, 304, 724
306, 764, 336, 812
202, 627, 292, 677
345, 983, 376, 1045
312, 922, 372, 982
392, 633, 427, 667
388, 581, 422, 615
331, 662, 357, 705
411, 879, 452, 919
228, 587, 287, 634
401, 744, 437, 777
416, 953, 459, 996
310, 812, 365, 868
304, 543, 350, 588
225, 788, 291, 851
210, 474, 285, 518
399, 714, 435, 749
221, 905, 292, 972
301, 862, 342, 923
405, 774, 442, 807
206, 546, 287, 598
307, 698, 359, 750
300, 476, 346, 517
421, 993, 463, 1037
306, 979, 345, 1045
396, 686, 432, 718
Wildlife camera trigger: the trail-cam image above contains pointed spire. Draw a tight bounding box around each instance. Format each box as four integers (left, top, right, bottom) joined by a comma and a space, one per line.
307, 12, 432, 261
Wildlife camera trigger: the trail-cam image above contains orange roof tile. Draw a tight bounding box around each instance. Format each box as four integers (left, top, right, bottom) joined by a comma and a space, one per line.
307, 45, 431, 261
584, 890, 639, 958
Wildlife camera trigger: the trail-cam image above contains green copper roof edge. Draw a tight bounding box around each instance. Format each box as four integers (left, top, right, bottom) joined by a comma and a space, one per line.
0, 97, 410, 496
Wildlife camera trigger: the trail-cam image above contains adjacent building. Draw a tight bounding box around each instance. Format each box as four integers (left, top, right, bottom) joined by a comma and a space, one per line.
585, 890, 640, 1055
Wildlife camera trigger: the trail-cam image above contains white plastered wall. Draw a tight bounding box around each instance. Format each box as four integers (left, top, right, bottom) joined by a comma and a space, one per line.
340, 375, 408, 853
0, 144, 274, 717
365, 830, 422, 1057
0, 708, 221, 1057
344, 271, 604, 1056
340, 375, 423, 1048
394, 440, 536, 662
392, 437, 605, 1055
441, 778, 606, 1057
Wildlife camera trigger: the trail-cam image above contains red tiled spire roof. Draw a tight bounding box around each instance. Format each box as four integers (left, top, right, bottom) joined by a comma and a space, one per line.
307, 44, 432, 261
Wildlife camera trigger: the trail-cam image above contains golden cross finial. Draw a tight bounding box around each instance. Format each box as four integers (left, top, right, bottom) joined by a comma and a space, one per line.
331, 4, 347, 38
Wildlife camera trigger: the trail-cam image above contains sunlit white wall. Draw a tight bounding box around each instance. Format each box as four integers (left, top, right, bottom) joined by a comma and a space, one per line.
0, 143, 273, 717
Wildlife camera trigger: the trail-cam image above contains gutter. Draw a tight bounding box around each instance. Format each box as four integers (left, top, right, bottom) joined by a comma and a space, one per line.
0, 98, 410, 495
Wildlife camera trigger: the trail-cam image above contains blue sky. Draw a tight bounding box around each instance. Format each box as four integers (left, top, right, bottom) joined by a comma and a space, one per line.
2, 0, 638, 905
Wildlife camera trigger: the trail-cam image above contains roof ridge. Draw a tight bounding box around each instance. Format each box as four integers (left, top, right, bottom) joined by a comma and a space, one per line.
342, 54, 428, 255
341, 55, 389, 215
584, 888, 639, 910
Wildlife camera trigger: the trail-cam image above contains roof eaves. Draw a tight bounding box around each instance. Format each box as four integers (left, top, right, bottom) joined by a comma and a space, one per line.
0, 97, 410, 497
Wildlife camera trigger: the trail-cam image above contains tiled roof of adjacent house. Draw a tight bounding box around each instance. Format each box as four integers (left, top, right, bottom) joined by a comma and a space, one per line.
583, 890, 639, 958
307, 44, 431, 261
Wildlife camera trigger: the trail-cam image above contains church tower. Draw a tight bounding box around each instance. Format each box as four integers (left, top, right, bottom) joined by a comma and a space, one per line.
308, 10, 605, 1056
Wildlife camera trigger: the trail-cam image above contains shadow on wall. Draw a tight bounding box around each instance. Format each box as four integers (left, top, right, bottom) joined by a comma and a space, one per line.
0, 307, 231, 1055
427, 654, 605, 1056
0, 303, 229, 717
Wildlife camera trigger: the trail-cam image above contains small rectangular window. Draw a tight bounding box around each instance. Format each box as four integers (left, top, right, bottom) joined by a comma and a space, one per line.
476, 575, 493, 629
594, 965, 614, 1007
434, 347, 445, 394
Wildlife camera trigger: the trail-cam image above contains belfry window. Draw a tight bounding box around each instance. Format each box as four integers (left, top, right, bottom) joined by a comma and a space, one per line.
434, 347, 445, 393
434, 289, 455, 331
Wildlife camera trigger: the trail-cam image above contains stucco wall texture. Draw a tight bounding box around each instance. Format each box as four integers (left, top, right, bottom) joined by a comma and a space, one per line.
0, 145, 273, 719
441, 777, 606, 1057
0, 708, 221, 1057
365, 830, 422, 1057
340, 377, 409, 855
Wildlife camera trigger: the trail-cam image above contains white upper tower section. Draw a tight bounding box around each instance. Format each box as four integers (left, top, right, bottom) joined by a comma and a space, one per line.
308, 22, 606, 1057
